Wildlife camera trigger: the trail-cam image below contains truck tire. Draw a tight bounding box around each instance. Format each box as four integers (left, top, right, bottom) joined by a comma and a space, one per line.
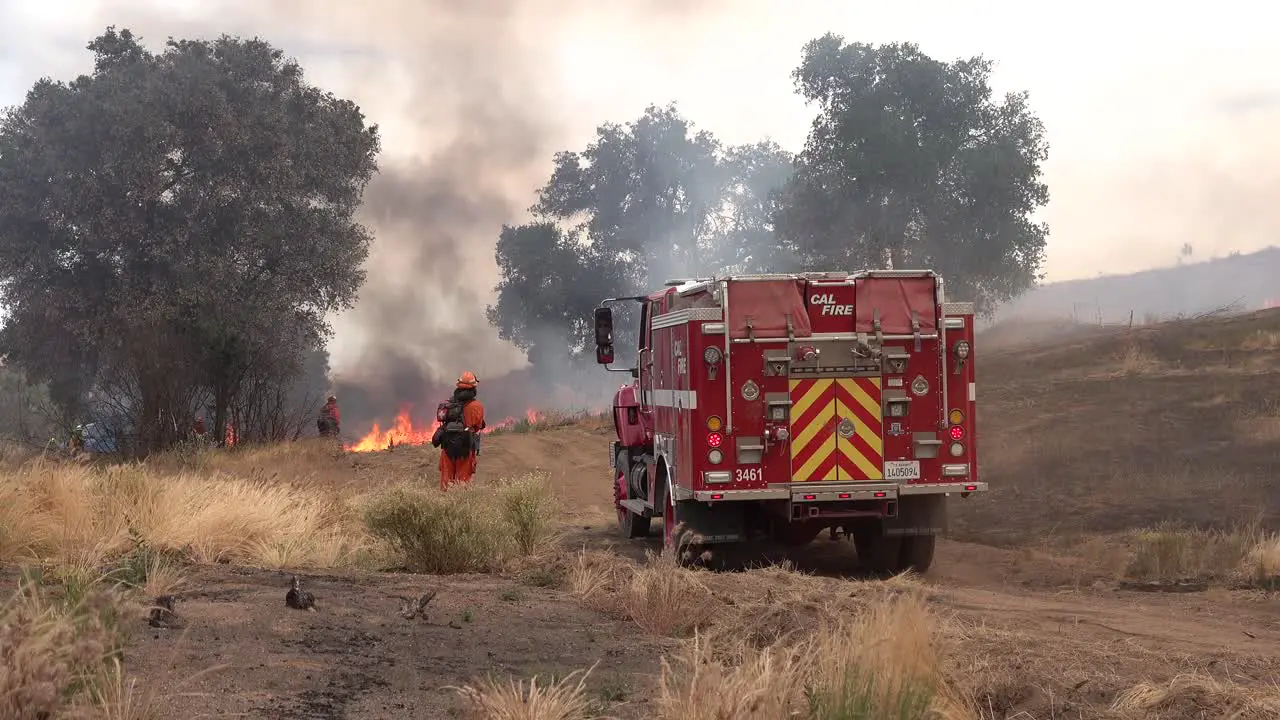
662, 492, 701, 566
897, 534, 936, 573
614, 471, 650, 538
854, 532, 903, 575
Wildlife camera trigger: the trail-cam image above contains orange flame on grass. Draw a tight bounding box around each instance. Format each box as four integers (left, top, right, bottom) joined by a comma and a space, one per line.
344, 407, 545, 452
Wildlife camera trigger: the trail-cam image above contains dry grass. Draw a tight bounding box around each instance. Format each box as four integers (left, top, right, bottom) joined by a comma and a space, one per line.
0, 460, 371, 573
0, 571, 128, 719
362, 471, 557, 574
448, 663, 603, 720
1123, 520, 1280, 587
567, 548, 717, 637
1110, 673, 1280, 719
502, 545, 1280, 719
1117, 340, 1162, 376
657, 586, 972, 720
487, 409, 609, 436
1240, 328, 1280, 351
531, 555, 979, 719
1, 450, 558, 581
1, 564, 226, 720
564, 549, 975, 718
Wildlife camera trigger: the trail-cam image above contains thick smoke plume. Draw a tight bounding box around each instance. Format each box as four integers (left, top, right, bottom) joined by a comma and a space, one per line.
73, 0, 731, 430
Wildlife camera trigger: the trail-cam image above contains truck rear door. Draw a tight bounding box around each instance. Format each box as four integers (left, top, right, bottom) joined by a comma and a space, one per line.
789, 375, 884, 482
790, 273, 941, 484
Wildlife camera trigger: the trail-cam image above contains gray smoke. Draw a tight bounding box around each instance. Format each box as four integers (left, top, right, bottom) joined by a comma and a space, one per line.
54, 0, 738, 428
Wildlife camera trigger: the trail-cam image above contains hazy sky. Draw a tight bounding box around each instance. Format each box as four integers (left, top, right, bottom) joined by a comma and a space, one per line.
1, 0, 1276, 372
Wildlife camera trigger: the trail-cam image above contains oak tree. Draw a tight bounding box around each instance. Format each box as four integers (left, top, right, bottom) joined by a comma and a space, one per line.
0, 27, 380, 448
778, 35, 1050, 313
488, 104, 791, 366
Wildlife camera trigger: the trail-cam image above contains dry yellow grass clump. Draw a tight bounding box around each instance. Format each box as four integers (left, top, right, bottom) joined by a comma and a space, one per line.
0, 568, 166, 720
1123, 520, 1280, 588
0, 459, 370, 575
0, 444, 560, 581
362, 472, 558, 574
556, 549, 974, 719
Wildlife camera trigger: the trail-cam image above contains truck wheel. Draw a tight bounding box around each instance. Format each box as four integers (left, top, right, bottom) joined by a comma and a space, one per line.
614, 471, 650, 538
662, 492, 699, 565
854, 532, 903, 575
897, 534, 936, 574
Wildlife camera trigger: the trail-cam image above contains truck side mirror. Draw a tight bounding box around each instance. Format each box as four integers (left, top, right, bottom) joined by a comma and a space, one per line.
596, 344, 615, 365
593, 306, 614, 347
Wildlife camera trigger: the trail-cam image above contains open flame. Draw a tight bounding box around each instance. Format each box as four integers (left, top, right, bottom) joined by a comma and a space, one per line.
344, 407, 545, 453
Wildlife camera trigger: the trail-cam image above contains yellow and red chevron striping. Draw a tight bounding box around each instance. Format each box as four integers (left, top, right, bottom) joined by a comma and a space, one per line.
789, 378, 836, 482
834, 377, 884, 480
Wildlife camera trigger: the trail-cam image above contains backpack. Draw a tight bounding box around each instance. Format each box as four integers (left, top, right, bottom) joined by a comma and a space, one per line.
435, 398, 473, 460
437, 400, 465, 425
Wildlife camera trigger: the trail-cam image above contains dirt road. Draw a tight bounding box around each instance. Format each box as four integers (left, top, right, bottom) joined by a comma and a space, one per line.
118, 533, 1280, 719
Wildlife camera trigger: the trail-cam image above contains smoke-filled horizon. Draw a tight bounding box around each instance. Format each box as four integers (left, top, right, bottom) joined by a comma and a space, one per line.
2, 0, 1278, 433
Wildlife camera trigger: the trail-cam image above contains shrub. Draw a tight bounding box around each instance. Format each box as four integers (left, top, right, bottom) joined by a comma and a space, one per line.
362, 473, 555, 574
364, 486, 506, 574
498, 472, 556, 557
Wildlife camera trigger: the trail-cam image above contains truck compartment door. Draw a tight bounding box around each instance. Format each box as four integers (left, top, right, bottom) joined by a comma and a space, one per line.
788, 378, 838, 482
833, 377, 885, 481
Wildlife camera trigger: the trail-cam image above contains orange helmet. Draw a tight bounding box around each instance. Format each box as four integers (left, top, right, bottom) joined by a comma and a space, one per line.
457, 371, 478, 388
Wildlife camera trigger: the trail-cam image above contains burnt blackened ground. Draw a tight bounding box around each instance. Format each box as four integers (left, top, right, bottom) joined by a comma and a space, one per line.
952, 310, 1280, 545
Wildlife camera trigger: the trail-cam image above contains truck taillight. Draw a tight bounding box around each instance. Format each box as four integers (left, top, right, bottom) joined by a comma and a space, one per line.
707, 432, 723, 448
707, 415, 723, 431
949, 425, 965, 441
948, 409, 964, 425
949, 441, 964, 457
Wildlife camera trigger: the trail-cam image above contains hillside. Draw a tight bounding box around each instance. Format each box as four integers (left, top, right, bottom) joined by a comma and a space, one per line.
959, 307, 1280, 545
4, 309, 1280, 719
989, 245, 1280, 326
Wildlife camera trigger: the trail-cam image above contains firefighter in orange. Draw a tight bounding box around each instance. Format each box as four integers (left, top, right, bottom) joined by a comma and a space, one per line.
431, 371, 486, 490
318, 395, 340, 437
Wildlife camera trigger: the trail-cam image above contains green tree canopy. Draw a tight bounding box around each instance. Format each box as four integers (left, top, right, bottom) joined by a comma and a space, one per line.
487, 103, 793, 366
778, 35, 1050, 313
0, 27, 380, 448
488, 38, 1050, 363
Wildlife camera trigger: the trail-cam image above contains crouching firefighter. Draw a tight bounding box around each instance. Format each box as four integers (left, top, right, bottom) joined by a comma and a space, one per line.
317, 395, 340, 437
430, 371, 486, 491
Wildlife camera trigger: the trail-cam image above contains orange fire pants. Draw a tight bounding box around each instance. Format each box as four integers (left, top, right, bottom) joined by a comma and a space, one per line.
439, 451, 478, 491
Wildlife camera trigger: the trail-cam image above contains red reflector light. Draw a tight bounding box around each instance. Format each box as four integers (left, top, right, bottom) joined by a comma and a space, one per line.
803, 494, 816, 500
838, 493, 851, 499
874, 491, 887, 498
707, 432, 723, 448
710, 493, 724, 500
949, 425, 965, 440
964, 485, 977, 491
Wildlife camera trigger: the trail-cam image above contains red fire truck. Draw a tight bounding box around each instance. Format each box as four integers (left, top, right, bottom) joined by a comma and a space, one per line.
593, 270, 986, 573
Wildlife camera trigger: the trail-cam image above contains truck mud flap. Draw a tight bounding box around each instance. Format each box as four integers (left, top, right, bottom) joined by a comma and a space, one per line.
674, 498, 745, 544
881, 494, 947, 536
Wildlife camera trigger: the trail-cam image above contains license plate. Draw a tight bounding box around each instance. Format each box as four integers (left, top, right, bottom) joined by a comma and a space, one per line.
883, 460, 921, 481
